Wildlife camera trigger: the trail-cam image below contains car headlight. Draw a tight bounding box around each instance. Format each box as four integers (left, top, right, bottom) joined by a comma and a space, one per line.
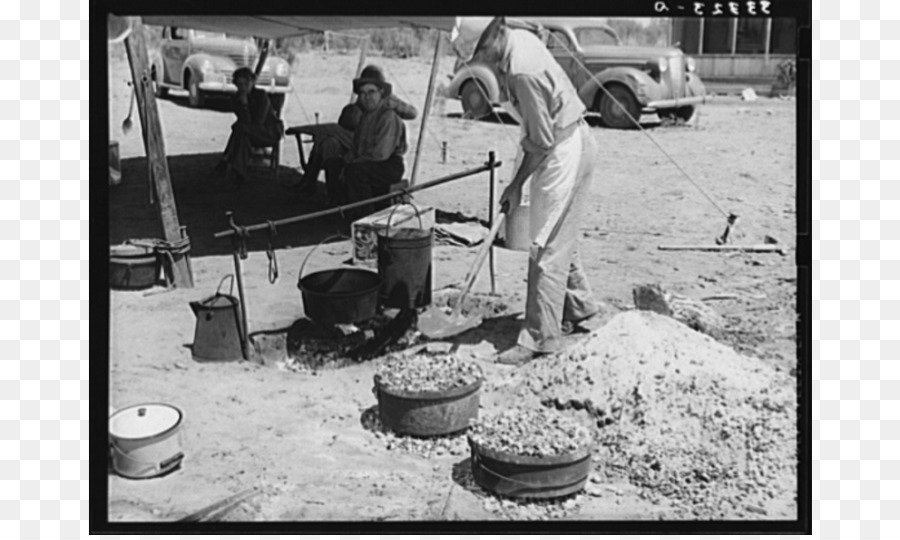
274, 61, 289, 77
199, 59, 215, 74
657, 57, 668, 73
685, 56, 696, 73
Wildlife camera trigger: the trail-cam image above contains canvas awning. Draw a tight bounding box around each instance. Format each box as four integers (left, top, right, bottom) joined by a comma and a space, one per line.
139, 16, 457, 38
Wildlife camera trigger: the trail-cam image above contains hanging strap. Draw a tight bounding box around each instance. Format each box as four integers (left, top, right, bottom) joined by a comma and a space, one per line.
265, 220, 279, 284
154, 236, 191, 287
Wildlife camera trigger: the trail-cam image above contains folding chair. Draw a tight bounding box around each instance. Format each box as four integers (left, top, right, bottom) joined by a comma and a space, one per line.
247, 94, 285, 181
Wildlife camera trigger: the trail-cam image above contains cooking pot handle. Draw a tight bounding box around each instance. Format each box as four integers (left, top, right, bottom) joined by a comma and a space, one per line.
215, 274, 235, 298
385, 201, 424, 235
298, 234, 350, 284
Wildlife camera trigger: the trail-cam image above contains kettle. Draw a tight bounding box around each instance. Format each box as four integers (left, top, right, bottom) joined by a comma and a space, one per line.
189, 275, 245, 362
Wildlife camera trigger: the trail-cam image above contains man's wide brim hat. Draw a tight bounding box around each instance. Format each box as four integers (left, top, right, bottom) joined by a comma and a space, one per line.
353, 65, 392, 96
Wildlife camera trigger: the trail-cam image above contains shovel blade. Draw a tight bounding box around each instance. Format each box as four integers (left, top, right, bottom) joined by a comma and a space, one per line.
418, 306, 484, 339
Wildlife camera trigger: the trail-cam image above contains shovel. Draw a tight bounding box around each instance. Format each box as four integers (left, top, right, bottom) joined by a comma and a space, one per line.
419, 207, 508, 339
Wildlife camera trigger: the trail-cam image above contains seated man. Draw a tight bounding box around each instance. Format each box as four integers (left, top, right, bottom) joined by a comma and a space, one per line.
321, 65, 409, 219
295, 90, 417, 195
216, 67, 284, 185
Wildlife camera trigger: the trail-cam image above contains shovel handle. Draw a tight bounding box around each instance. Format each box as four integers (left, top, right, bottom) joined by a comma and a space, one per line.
450, 212, 507, 318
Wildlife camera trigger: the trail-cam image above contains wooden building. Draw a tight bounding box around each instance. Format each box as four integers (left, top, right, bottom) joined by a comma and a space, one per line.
669, 18, 796, 94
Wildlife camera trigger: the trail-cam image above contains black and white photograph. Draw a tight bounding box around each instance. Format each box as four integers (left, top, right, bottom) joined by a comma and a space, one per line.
100, 6, 809, 532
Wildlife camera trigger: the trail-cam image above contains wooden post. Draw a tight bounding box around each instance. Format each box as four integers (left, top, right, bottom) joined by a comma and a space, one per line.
409, 33, 443, 187
488, 151, 496, 295
698, 18, 705, 55
731, 18, 738, 55
254, 39, 270, 78
125, 18, 194, 289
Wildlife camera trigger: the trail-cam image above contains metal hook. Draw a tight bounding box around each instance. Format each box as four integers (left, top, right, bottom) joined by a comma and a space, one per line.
265, 220, 278, 284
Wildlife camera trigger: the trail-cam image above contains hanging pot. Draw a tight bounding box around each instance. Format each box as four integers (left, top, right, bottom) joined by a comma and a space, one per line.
297, 235, 382, 326
377, 202, 433, 309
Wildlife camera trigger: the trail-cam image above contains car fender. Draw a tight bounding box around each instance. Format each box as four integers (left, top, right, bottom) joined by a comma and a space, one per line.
577, 66, 661, 110
685, 72, 706, 98
447, 63, 501, 104
182, 53, 233, 86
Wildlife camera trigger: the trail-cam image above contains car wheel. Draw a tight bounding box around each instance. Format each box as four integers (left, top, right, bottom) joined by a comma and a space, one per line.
151, 66, 168, 98
599, 85, 641, 129
658, 106, 696, 124
460, 80, 492, 120
187, 72, 204, 108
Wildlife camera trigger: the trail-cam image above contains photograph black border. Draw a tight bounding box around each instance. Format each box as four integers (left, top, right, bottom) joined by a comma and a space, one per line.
91, 0, 812, 534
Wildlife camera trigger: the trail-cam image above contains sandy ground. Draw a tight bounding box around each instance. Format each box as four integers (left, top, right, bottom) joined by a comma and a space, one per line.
107, 48, 797, 523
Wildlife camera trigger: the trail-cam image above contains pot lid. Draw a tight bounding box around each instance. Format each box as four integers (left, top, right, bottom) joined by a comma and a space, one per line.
109, 403, 182, 439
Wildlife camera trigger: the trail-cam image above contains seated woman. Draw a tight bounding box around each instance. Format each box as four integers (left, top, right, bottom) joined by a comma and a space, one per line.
216, 67, 284, 186
295, 91, 417, 196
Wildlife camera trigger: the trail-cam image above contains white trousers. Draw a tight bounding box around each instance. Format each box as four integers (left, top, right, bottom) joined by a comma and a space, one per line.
518, 121, 599, 353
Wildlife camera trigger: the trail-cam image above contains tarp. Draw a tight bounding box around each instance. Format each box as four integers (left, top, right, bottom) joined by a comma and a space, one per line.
139, 16, 457, 38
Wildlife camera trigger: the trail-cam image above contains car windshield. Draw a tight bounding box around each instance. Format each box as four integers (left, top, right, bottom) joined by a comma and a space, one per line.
574, 27, 620, 47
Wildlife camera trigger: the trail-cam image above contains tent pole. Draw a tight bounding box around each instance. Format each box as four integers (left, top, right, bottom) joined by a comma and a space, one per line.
254, 38, 270, 78
350, 37, 370, 103
126, 18, 193, 288
409, 33, 443, 187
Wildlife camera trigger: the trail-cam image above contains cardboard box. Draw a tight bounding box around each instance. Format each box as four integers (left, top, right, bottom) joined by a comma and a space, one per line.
351, 203, 435, 266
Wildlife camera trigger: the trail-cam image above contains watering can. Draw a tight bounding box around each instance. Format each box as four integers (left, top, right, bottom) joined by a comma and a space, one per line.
190, 275, 245, 362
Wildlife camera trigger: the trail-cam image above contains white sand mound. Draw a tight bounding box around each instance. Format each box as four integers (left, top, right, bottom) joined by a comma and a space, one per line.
511, 310, 797, 519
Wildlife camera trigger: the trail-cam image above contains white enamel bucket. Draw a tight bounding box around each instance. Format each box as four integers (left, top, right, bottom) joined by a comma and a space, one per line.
109, 403, 185, 479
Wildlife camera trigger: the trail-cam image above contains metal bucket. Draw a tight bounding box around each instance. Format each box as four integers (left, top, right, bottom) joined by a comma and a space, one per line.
503, 204, 531, 251
375, 378, 481, 437
377, 202, 433, 309
110, 242, 160, 290
109, 403, 185, 480
190, 275, 245, 362
298, 235, 382, 326
468, 437, 592, 499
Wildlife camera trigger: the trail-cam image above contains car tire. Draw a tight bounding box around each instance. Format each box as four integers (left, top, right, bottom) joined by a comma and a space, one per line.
658, 105, 697, 124
460, 80, 492, 120
186, 72, 205, 108
599, 85, 641, 129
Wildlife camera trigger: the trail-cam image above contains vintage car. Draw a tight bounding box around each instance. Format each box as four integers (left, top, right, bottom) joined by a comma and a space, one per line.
446, 17, 707, 129
150, 27, 291, 110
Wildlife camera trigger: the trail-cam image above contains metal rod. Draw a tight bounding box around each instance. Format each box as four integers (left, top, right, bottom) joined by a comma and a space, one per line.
226, 212, 251, 360
488, 151, 496, 295
350, 38, 369, 103
409, 33, 443, 187
213, 162, 502, 239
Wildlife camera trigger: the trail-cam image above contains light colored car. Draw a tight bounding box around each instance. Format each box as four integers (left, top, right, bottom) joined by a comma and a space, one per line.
446, 17, 707, 129
150, 27, 292, 109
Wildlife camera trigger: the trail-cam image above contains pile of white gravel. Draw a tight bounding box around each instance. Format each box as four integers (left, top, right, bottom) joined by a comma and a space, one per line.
509, 310, 797, 520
